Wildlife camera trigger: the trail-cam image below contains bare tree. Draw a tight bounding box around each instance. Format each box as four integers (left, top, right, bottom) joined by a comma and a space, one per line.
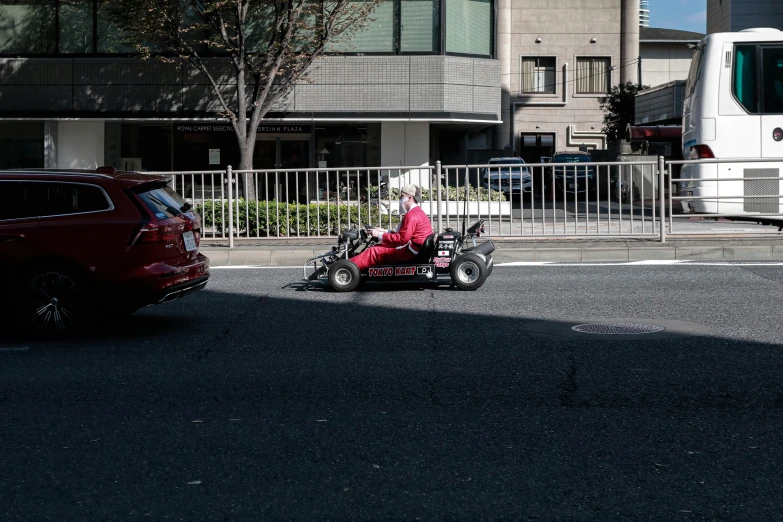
104, 0, 382, 198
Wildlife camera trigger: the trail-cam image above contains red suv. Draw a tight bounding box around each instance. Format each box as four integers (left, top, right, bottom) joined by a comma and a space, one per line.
0, 167, 209, 335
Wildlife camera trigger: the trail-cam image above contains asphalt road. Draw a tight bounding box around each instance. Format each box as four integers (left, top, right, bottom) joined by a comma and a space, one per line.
3, 264, 783, 520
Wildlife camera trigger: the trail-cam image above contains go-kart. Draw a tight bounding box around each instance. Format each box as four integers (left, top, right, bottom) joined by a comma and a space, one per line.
303, 219, 495, 292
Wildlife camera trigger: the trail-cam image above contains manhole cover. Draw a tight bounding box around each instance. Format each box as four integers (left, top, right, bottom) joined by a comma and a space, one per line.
571, 323, 666, 335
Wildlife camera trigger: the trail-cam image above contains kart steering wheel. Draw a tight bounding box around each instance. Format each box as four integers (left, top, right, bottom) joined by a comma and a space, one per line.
360, 227, 368, 243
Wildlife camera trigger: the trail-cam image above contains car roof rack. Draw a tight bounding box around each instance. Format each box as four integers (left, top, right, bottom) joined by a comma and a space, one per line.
0, 168, 114, 179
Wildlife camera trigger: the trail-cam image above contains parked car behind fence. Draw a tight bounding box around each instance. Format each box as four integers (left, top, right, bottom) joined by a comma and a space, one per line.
480, 157, 532, 196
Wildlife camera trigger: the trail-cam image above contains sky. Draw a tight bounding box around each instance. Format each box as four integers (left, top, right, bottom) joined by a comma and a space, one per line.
650, 0, 707, 34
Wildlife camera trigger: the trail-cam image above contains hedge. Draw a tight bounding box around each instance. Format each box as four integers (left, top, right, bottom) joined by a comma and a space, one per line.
373, 184, 506, 202
197, 199, 402, 236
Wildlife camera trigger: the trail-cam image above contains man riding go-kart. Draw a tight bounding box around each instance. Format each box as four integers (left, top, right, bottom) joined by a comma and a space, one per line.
303, 183, 496, 292
352, 184, 432, 271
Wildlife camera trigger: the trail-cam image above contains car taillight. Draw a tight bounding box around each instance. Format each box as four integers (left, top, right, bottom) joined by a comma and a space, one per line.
137, 222, 181, 244
690, 145, 715, 159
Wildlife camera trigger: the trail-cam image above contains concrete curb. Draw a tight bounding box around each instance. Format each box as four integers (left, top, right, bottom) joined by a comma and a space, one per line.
201, 239, 783, 266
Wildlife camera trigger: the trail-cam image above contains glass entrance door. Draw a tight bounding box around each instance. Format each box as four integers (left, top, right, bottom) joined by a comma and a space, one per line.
519, 133, 555, 195
253, 138, 311, 202
253, 140, 278, 200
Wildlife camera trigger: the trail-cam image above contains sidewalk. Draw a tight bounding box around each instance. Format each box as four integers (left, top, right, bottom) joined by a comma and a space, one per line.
201, 236, 783, 266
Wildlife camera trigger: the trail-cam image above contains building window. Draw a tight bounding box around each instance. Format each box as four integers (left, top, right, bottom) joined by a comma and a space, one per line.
328, 0, 441, 54
59, 0, 93, 53
0, 0, 493, 58
401, 0, 440, 53
0, 1, 56, 54
0, 122, 44, 169
445, 0, 491, 56
576, 57, 611, 94
521, 57, 556, 93
327, 0, 396, 53
97, 1, 138, 53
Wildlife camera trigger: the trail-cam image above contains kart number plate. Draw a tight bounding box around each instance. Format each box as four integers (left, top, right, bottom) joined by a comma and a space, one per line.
183, 231, 197, 252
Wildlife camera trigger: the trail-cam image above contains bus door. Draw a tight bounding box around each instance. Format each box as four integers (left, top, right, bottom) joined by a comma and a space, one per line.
760, 45, 783, 158
725, 43, 761, 158
757, 45, 783, 213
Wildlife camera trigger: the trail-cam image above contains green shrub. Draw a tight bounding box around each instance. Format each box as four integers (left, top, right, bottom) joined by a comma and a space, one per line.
371, 185, 506, 202
196, 199, 401, 236
423, 185, 506, 202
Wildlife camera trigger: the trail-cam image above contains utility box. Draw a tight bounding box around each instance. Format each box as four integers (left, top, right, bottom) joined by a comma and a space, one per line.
618, 154, 660, 201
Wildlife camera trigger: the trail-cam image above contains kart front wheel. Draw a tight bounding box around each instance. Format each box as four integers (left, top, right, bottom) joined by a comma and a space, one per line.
451, 253, 487, 291
328, 260, 361, 292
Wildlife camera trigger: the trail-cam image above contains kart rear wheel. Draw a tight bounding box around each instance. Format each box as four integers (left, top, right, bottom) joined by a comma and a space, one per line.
328, 259, 361, 292
450, 253, 487, 291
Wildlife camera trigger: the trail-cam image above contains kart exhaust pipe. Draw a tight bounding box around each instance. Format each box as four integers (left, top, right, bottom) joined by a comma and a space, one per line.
475, 240, 495, 256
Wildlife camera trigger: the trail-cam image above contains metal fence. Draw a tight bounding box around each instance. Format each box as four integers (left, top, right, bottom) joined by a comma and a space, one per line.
154, 157, 783, 246
667, 157, 783, 236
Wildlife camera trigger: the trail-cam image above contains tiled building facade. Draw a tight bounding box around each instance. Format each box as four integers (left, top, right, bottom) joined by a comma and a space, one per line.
496, 0, 639, 163
707, 0, 783, 34
0, 0, 640, 173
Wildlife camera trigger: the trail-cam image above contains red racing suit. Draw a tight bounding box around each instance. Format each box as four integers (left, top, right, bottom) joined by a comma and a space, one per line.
350, 204, 433, 271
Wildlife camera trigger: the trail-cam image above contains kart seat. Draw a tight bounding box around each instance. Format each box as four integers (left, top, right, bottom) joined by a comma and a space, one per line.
411, 233, 437, 264
342, 229, 359, 241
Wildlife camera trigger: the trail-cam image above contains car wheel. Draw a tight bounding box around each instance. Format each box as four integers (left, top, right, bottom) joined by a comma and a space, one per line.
328, 259, 361, 292
19, 266, 93, 336
450, 253, 487, 291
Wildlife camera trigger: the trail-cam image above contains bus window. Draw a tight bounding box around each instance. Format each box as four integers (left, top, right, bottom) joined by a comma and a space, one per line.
762, 47, 783, 114
733, 45, 758, 113
685, 46, 702, 96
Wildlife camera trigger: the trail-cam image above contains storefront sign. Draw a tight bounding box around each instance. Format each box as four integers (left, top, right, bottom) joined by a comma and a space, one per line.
175, 124, 311, 134
209, 149, 220, 165
258, 125, 311, 134
176, 124, 234, 133
104, 122, 122, 168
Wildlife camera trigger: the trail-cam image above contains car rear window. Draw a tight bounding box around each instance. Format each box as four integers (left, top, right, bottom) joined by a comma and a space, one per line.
135, 183, 191, 219
0, 181, 111, 220
554, 155, 591, 163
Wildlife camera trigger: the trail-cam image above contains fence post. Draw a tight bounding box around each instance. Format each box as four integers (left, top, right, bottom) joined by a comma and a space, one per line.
658, 156, 666, 243
227, 165, 234, 249
436, 161, 443, 233
464, 165, 470, 227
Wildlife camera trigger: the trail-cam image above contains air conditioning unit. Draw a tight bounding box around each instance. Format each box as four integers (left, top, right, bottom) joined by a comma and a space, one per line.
121, 157, 143, 171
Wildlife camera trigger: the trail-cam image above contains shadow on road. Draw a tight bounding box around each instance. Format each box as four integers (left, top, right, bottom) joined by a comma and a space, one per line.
1, 282, 782, 520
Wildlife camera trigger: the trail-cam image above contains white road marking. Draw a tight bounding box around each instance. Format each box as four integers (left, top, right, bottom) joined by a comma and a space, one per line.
212, 265, 301, 269
211, 261, 783, 270
496, 261, 783, 267
626, 260, 686, 265
490, 262, 553, 266
0, 346, 29, 352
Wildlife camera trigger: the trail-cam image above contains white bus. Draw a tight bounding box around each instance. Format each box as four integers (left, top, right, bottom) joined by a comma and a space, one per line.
681, 28, 783, 217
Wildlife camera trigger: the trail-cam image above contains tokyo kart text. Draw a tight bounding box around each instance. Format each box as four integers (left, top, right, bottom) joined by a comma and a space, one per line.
303, 219, 496, 292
